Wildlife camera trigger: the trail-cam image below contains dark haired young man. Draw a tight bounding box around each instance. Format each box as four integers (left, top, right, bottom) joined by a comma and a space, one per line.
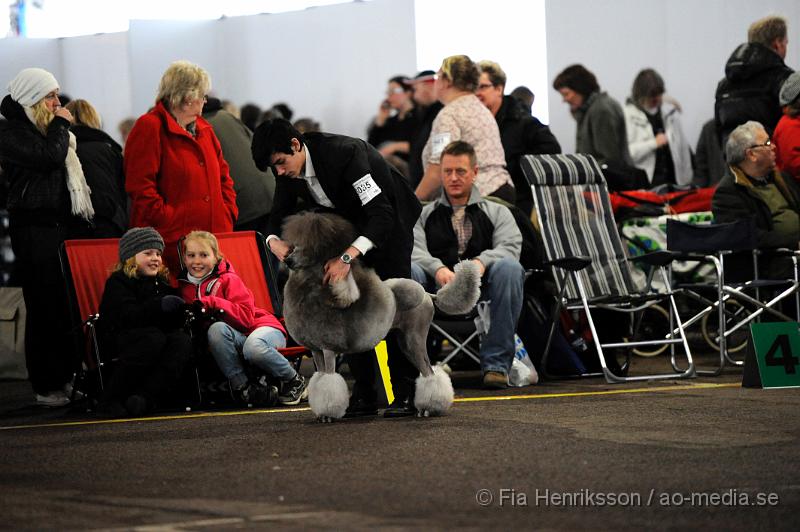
251, 118, 422, 417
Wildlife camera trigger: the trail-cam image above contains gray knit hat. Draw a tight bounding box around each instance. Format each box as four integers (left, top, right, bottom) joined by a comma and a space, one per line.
779, 72, 800, 107
119, 227, 165, 262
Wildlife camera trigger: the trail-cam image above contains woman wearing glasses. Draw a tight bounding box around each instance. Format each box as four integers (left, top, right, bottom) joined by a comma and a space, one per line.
124, 60, 237, 272
0, 68, 94, 406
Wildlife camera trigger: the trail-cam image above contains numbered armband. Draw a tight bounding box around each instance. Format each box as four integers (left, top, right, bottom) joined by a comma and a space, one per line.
430, 132, 452, 160
353, 174, 382, 205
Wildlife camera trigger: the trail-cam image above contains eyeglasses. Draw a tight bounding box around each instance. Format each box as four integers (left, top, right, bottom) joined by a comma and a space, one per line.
386, 87, 405, 96
476, 83, 494, 91
748, 139, 772, 150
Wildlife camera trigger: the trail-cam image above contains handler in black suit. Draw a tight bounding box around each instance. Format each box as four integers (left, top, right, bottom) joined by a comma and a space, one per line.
251, 118, 423, 417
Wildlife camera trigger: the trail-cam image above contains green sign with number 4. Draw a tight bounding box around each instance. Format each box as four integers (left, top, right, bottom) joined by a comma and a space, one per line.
749, 322, 800, 388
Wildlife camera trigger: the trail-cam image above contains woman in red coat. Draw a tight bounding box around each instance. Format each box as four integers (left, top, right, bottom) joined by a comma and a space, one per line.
124, 60, 238, 272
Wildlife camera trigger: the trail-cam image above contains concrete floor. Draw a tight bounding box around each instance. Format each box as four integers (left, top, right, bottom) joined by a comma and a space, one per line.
1, 352, 798, 531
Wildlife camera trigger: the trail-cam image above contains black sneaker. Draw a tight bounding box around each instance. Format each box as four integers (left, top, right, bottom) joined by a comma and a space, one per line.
383, 396, 417, 418
278, 374, 308, 405
343, 396, 379, 418
236, 381, 278, 407
124, 395, 150, 417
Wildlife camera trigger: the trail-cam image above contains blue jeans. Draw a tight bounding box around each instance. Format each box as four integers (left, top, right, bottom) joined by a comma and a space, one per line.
207, 322, 294, 389
411, 258, 525, 375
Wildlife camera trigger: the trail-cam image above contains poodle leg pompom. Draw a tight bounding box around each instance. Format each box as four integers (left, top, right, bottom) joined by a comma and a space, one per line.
414, 365, 454, 417
308, 372, 349, 421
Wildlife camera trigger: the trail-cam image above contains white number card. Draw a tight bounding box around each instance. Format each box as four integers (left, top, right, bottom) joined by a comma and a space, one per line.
353, 174, 382, 205
430, 132, 452, 159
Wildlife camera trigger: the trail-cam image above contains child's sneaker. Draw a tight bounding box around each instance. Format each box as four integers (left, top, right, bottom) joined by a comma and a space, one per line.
278, 373, 308, 405
236, 381, 278, 407
35, 390, 70, 407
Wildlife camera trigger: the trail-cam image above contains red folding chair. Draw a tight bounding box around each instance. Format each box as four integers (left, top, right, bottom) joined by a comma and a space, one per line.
60, 238, 120, 398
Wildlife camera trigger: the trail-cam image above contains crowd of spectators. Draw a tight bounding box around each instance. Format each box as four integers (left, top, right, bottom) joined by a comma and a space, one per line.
0, 13, 798, 410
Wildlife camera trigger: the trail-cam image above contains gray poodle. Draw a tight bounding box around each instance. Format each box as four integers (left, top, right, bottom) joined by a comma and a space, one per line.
281, 211, 481, 421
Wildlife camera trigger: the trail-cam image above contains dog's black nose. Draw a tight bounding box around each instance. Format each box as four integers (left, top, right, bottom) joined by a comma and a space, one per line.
284, 252, 297, 271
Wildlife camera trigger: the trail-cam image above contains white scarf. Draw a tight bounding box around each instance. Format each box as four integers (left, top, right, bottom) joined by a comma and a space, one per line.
65, 131, 95, 221
25, 107, 94, 221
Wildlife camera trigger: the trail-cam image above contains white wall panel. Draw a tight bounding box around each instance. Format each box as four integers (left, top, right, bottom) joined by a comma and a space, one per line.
59, 32, 132, 144
546, 0, 800, 154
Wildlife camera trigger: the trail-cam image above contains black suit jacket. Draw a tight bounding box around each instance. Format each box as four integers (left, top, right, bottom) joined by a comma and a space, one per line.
267, 132, 422, 277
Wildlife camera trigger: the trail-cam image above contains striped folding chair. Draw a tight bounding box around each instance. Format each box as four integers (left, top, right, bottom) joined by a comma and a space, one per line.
520, 153, 696, 383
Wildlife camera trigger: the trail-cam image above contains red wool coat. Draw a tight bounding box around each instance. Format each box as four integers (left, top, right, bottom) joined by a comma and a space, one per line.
124, 102, 238, 267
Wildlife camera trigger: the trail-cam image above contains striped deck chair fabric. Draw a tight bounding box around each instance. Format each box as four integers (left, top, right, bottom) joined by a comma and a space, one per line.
520, 153, 637, 300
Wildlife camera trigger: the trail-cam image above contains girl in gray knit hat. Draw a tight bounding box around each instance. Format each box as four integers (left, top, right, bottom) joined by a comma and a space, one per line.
95, 227, 194, 417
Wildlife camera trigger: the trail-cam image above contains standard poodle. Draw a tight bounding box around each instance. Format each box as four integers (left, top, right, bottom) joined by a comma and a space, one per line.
280, 211, 481, 421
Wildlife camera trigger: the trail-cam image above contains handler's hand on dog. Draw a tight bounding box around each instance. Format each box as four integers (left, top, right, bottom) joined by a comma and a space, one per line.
435, 267, 455, 286
268, 238, 293, 261
323, 258, 349, 284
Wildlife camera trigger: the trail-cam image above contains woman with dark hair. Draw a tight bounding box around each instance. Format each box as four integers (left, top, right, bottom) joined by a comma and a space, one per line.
66, 99, 128, 237
367, 75, 418, 178
553, 64, 633, 178
416, 55, 514, 203
0, 68, 94, 406
623, 68, 693, 187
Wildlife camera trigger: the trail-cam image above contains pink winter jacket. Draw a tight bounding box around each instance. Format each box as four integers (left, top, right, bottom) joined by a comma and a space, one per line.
178, 259, 285, 336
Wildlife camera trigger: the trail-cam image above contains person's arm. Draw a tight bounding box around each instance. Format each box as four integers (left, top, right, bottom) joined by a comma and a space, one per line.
200, 273, 256, 332
379, 140, 410, 158
416, 163, 441, 200
589, 105, 629, 164
475, 203, 522, 267
411, 209, 446, 278
265, 177, 298, 260
0, 115, 70, 171
624, 108, 659, 164
416, 112, 459, 200
712, 181, 788, 249
124, 115, 172, 228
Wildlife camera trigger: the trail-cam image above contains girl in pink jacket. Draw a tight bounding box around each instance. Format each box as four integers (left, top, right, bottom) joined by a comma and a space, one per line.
179, 231, 307, 406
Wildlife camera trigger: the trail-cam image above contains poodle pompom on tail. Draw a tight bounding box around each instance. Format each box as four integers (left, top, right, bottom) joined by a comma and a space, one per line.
431, 260, 481, 315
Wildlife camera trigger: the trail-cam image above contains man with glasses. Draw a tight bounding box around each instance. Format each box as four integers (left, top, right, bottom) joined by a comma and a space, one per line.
712, 120, 800, 278
477, 60, 560, 216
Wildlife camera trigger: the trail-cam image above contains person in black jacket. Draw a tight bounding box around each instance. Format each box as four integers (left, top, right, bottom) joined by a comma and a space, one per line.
251, 118, 423, 417
0, 68, 95, 407
713, 121, 800, 281
477, 60, 561, 216
97, 227, 193, 416
65, 99, 128, 237
408, 70, 443, 188
715, 15, 794, 145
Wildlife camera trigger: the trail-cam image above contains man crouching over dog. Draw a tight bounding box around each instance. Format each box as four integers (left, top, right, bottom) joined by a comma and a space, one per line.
411, 141, 525, 389
251, 118, 423, 417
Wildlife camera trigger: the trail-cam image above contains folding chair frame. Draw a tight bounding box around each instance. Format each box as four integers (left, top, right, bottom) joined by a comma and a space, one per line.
668, 248, 800, 376
521, 153, 696, 384
430, 314, 482, 368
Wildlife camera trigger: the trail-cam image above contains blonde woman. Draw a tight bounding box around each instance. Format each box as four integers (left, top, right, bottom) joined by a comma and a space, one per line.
0, 68, 94, 407
416, 55, 514, 203
124, 60, 238, 272
66, 99, 128, 237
